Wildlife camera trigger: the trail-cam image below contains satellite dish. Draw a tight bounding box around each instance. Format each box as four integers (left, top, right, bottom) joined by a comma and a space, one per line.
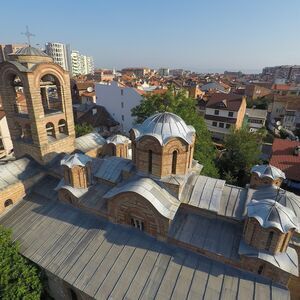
276, 121, 281, 126
87, 87, 93, 93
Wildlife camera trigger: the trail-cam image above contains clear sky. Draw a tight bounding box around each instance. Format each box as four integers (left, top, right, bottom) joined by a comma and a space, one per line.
1, 0, 300, 73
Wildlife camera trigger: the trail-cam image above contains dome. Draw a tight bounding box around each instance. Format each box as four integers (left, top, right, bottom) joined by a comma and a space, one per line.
132, 112, 195, 145
251, 164, 286, 180
107, 134, 130, 145
10, 46, 49, 57
247, 199, 298, 233
61, 153, 92, 168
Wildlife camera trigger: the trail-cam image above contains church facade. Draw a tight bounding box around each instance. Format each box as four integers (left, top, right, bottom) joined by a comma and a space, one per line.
0, 47, 299, 300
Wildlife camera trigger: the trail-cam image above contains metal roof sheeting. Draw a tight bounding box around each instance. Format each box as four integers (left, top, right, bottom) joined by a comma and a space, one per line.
251, 164, 286, 180
181, 175, 225, 213
0, 195, 290, 300
239, 240, 299, 276
0, 157, 43, 191
132, 112, 195, 145
247, 199, 298, 233
61, 153, 92, 168
104, 177, 180, 220
106, 134, 130, 145
12, 46, 49, 57
94, 157, 134, 184
75, 132, 106, 153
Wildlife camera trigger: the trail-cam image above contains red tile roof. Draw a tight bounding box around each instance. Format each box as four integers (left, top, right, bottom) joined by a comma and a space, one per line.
206, 93, 245, 111
270, 138, 300, 181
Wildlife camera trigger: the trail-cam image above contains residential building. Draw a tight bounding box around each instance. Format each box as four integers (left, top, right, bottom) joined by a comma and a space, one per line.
45, 42, 71, 71
0, 43, 27, 62
71, 50, 94, 76
245, 108, 268, 132
269, 95, 300, 131
169, 68, 184, 76
0, 110, 13, 158
186, 84, 205, 99
245, 83, 272, 100
262, 65, 300, 82
95, 81, 143, 133
270, 138, 300, 189
200, 81, 230, 93
201, 93, 247, 140
158, 68, 169, 76
121, 67, 150, 77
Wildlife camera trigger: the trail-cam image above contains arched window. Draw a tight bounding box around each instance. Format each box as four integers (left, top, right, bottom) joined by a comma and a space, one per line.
265, 231, 274, 251
148, 150, 152, 173
4, 199, 13, 208
70, 289, 78, 300
46, 122, 56, 140
58, 119, 68, 135
172, 150, 178, 174
258, 265, 264, 275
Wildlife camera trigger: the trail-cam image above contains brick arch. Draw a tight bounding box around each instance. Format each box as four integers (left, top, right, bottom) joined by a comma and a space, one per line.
108, 191, 170, 238
4, 199, 13, 208
136, 135, 163, 153
0, 63, 28, 86
164, 137, 189, 154
32, 63, 67, 88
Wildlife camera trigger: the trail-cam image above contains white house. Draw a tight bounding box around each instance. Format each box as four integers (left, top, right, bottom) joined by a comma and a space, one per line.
95, 81, 143, 134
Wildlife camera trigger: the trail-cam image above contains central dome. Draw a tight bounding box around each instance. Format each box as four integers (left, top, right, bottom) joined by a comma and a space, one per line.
11, 46, 49, 57
132, 112, 195, 145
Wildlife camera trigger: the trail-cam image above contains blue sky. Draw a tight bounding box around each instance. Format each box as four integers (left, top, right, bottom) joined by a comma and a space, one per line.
1, 0, 300, 73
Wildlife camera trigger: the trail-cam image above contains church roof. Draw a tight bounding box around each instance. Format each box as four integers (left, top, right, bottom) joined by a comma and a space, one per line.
11, 46, 49, 57
132, 112, 195, 145
61, 153, 92, 168
75, 132, 106, 153
239, 240, 299, 276
247, 199, 298, 233
247, 186, 300, 232
0, 194, 289, 300
251, 164, 286, 180
104, 177, 180, 220
106, 134, 130, 145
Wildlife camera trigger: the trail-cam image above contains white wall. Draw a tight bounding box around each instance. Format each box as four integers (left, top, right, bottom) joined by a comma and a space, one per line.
0, 116, 13, 157
206, 108, 237, 118
95, 82, 142, 134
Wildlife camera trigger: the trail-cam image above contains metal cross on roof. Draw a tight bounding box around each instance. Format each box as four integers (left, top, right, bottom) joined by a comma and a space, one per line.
21, 25, 35, 46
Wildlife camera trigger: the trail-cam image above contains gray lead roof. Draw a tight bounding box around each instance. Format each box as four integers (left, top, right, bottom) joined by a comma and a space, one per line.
104, 177, 180, 220
132, 112, 195, 145
239, 240, 299, 276
0, 194, 289, 300
11, 46, 49, 57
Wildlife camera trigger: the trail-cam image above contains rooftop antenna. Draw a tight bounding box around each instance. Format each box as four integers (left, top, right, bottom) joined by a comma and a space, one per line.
21, 25, 35, 46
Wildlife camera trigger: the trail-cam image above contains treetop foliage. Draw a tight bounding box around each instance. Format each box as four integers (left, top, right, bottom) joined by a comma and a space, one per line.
0, 225, 42, 300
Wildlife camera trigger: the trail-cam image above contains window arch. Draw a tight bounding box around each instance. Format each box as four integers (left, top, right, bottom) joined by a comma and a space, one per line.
4, 199, 13, 208
148, 150, 153, 173
58, 119, 68, 135
172, 150, 178, 174
46, 122, 56, 140
258, 264, 264, 275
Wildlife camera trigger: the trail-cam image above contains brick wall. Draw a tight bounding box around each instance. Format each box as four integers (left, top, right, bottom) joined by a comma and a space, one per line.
108, 191, 170, 239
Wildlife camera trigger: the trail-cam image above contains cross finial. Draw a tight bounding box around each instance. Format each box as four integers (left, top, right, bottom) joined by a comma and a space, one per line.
21, 25, 35, 46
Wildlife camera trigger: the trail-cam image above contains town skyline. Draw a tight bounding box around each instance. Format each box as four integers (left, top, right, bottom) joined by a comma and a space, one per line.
1, 0, 300, 73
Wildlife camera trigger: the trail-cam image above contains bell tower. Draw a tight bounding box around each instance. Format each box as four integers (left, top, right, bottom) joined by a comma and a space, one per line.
0, 46, 75, 164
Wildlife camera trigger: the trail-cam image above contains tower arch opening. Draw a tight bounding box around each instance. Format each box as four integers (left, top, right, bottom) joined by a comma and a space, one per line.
40, 74, 63, 115
46, 122, 56, 141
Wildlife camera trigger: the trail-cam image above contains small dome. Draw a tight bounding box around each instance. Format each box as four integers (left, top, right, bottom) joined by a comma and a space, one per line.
10, 46, 49, 57
132, 112, 195, 145
61, 153, 92, 168
107, 134, 130, 145
251, 164, 286, 180
247, 199, 298, 233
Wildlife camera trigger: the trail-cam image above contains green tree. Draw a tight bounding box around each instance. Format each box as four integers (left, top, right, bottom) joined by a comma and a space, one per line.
131, 90, 219, 177
0, 226, 42, 300
217, 127, 262, 186
75, 123, 94, 137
